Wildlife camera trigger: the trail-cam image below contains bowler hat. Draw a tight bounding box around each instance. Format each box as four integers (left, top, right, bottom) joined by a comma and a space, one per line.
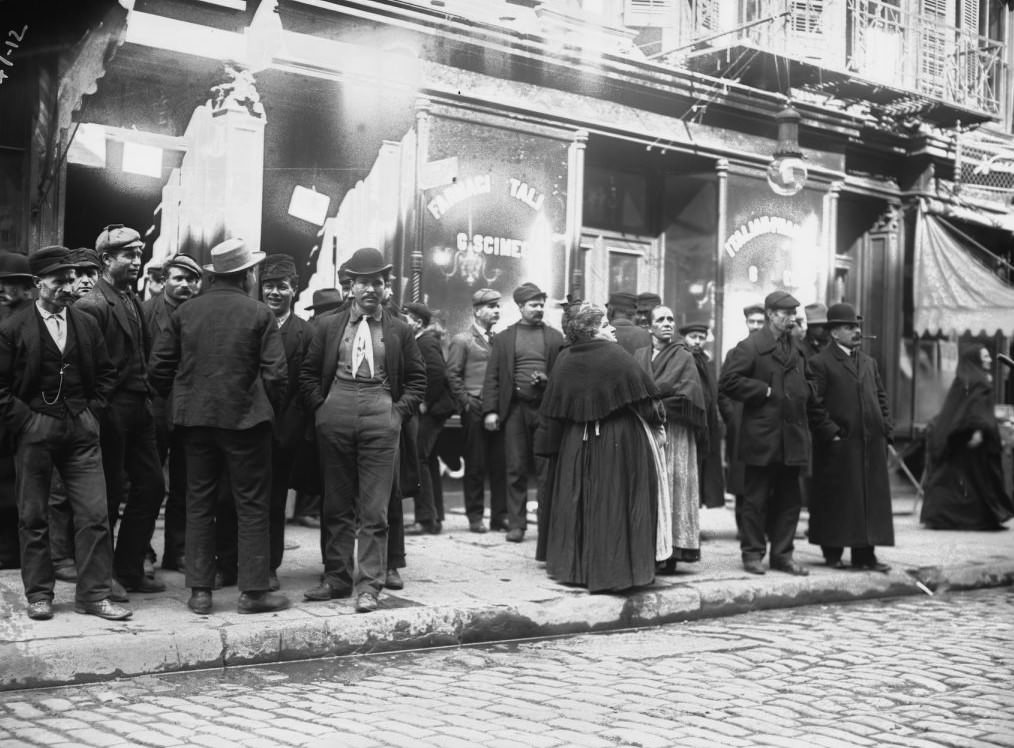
30, 246, 77, 277
164, 254, 203, 278
825, 302, 862, 326
70, 247, 101, 271
403, 302, 432, 327
343, 247, 392, 277
743, 303, 765, 317
472, 288, 501, 307
764, 290, 800, 311
608, 292, 637, 311
261, 253, 298, 283
96, 224, 144, 255
804, 303, 828, 325
636, 292, 662, 312
203, 238, 265, 275
513, 282, 546, 305
0, 251, 33, 280
306, 288, 343, 312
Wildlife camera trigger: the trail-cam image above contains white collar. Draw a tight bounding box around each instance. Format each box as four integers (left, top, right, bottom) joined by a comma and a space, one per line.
36, 302, 66, 320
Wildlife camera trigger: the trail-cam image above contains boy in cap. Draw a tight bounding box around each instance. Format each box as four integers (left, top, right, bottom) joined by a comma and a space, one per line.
679, 317, 725, 511
447, 288, 508, 533
718, 289, 819, 576
0, 246, 130, 620
481, 282, 564, 543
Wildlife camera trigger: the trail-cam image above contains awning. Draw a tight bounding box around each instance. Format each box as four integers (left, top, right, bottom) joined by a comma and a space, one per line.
914, 204, 1014, 336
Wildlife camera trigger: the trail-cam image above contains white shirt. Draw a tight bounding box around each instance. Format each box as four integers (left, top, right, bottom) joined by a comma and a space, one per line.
37, 302, 67, 353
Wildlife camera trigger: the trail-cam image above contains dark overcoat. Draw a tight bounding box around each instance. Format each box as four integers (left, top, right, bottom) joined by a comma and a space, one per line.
416, 329, 455, 418
612, 318, 650, 356
75, 277, 152, 394
807, 343, 895, 547
717, 326, 815, 467
481, 322, 564, 420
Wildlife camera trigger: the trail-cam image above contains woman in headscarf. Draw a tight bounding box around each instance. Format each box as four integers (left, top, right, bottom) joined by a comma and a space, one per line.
921, 343, 1014, 530
537, 303, 665, 592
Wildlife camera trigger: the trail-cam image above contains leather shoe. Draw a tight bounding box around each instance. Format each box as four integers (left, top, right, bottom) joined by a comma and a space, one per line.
505, 528, 525, 543
268, 570, 280, 591
304, 581, 352, 601
161, 555, 186, 572
237, 591, 290, 614
828, 559, 847, 570
27, 600, 53, 620
384, 568, 404, 590
771, 560, 810, 576
53, 562, 77, 582
469, 520, 488, 534
121, 576, 166, 594
852, 560, 891, 573
743, 560, 766, 575
109, 578, 129, 603
489, 520, 509, 532
406, 520, 441, 535
188, 589, 212, 615
355, 592, 379, 613
75, 598, 132, 620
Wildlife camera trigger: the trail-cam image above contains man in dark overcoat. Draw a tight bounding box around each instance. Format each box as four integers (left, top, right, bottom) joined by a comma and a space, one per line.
299, 247, 426, 613
807, 302, 894, 572
481, 282, 564, 543
148, 238, 290, 615
718, 290, 819, 576
76, 224, 166, 595
0, 246, 131, 620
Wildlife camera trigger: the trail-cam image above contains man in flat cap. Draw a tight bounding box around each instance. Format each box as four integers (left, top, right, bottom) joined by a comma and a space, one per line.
482, 282, 564, 543
608, 292, 650, 355
140, 253, 202, 574
70, 248, 102, 301
299, 246, 425, 613
447, 288, 508, 533
0, 251, 35, 324
718, 289, 819, 576
76, 224, 166, 596
807, 303, 894, 572
679, 318, 725, 512
0, 246, 131, 620
149, 238, 290, 615
635, 292, 662, 329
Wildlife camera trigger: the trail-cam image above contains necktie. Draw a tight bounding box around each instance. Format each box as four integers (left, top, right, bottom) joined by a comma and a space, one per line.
352, 317, 374, 379
47, 314, 66, 353
486, 331, 494, 346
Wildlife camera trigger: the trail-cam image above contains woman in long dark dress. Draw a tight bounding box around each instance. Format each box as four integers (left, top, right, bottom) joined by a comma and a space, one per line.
537, 303, 665, 592
921, 343, 1014, 531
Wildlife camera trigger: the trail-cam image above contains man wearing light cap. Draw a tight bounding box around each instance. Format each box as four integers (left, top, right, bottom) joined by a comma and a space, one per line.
800, 302, 829, 360
447, 288, 508, 533
77, 224, 166, 596
149, 237, 290, 615
0, 245, 130, 620
718, 289, 819, 576
481, 282, 564, 543
608, 292, 650, 355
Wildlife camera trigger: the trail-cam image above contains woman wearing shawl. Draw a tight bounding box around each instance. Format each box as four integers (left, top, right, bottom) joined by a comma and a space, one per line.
537, 303, 665, 592
921, 343, 1014, 530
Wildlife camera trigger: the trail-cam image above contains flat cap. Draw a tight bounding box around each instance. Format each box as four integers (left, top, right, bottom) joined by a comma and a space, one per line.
261, 253, 298, 283
164, 254, 203, 278
472, 288, 501, 307
607, 292, 637, 311
0, 251, 33, 280
743, 303, 765, 317
679, 319, 710, 336
764, 290, 800, 311
69, 247, 101, 270
403, 301, 432, 327
96, 224, 144, 254
636, 292, 662, 311
30, 246, 77, 277
513, 282, 546, 305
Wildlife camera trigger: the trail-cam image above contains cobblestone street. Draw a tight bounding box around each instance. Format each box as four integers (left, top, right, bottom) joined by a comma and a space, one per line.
2, 588, 1013, 747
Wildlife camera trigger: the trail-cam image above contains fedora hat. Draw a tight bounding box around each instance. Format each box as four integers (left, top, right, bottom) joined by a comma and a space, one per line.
203, 238, 265, 275
826, 302, 862, 326
804, 303, 828, 325
307, 288, 343, 312
0, 251, 33, 280
343, 247, 392, 277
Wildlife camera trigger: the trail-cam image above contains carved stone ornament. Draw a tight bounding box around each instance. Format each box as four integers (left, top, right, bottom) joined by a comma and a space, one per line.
210, 64, 265, 118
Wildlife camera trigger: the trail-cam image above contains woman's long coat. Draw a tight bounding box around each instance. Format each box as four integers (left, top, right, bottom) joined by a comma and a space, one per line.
807, 344, 894, 547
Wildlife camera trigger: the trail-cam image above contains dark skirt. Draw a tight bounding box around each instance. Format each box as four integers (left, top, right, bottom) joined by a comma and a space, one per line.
921, 446, 1014, 531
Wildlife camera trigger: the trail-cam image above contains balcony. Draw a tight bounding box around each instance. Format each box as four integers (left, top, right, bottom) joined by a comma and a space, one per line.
675, 0, 1009, 127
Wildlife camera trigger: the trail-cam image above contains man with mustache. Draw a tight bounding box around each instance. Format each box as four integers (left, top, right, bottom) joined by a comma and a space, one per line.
0, 246, 130, 620
299, 247, 425, 613
807, 303, 894, 572
141, 254, 202, 574
482, 282, 564, 544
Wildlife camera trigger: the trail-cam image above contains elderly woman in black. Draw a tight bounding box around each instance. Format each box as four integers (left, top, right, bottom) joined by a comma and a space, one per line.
921, 343, 1014, 531
537, 302, 665, 592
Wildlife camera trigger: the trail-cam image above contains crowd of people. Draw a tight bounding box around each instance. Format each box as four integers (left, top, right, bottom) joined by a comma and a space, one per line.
1, 233, 1011, 622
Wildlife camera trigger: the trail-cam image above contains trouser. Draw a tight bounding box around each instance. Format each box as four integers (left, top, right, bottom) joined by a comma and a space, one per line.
48, 471, 74, 567
154, 417, 187, 567
740, 463, 803, 566
293, 491, 320, 519
317, 380, 400, 596
413, 412, 448, 524
99, 392, 165, 585
268, 441, 292, 571
822, 545, 878, 565
460, 401, 507, 525
183, 424, 272, 593
15, 409, 113, 603
502, 399, 547, 532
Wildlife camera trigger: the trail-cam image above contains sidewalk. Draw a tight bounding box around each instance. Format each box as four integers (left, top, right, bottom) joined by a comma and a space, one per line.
1, 489, 1012, 692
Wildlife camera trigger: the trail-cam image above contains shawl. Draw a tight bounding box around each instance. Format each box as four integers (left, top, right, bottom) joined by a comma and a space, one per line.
929, 343, 998, 461
540, 339, 659, 423
650, 341, 706, 432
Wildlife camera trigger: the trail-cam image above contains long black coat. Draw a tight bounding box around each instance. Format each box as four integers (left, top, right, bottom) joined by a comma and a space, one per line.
807, 344, 894, 547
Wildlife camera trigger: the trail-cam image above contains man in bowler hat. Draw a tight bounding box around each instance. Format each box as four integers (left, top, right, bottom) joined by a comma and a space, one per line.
482, 282, 564, 543
148, 238, 290, 615
0, 251, 36, 323
718, 290, 819, 576
299, 246, 426, 613
0, 246, 131, 620
447, 288, 508, 533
